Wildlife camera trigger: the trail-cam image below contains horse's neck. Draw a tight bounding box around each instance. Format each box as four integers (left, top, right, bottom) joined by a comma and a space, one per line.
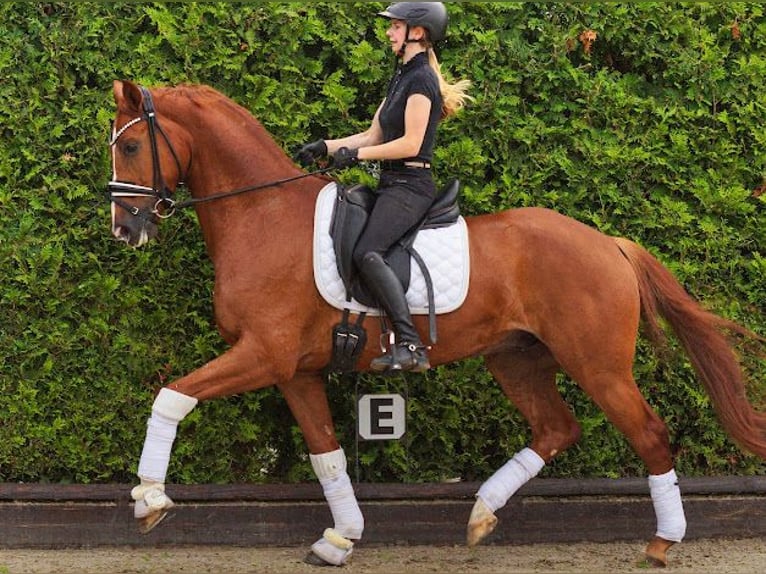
186, 107, 298, 197
194, 181, 323, 272
176, 95, 318, 264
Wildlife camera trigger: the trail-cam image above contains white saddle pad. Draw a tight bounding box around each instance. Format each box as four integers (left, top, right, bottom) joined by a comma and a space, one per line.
313, 183, 470, 315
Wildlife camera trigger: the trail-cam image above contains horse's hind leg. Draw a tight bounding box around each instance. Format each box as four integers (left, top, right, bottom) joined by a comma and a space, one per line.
572, 365, 686, 566
468, 344, 581, 546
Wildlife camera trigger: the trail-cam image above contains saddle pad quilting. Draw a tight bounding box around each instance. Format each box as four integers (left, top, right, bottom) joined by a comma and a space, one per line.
313, 183, 470, 315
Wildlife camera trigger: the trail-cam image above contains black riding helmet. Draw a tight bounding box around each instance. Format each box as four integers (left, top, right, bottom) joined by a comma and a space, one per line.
377, 2, 448, 43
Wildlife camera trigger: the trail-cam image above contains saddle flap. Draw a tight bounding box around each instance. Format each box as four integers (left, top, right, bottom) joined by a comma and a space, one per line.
328, 179, 463, 307
330, 184, 375, 294
345, 184, 376, 210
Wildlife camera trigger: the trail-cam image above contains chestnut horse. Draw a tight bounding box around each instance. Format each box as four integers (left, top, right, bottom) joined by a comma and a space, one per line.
108, 80, 765, 567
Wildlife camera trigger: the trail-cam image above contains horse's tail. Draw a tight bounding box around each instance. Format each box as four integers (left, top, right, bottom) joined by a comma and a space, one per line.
614, 237, 766, 460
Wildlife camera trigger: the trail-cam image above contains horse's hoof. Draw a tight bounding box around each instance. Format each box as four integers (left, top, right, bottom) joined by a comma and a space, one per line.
137, 509, 171, 534
466, 497, 498, 547
308, 529, 354, 566
303, 551, 334, 567
132, 483, 175, 534
643, 536, 675, 568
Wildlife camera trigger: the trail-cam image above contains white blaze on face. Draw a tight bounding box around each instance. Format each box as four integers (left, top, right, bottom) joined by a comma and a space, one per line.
110, 122, 119, 237
110, 123, 150, 247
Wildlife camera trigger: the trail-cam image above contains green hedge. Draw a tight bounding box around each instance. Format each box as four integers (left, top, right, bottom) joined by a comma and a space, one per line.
0, 2, 763, 484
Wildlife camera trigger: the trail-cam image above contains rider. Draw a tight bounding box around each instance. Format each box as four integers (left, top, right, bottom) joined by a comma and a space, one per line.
295, 2, 471, 373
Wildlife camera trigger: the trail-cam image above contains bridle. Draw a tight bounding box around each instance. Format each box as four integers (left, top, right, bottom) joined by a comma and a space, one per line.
108, 86, 334, 222
108, 86, 186, 221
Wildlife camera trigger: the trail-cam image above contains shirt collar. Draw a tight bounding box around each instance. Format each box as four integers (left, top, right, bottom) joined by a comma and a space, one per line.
401, 51, 429, 73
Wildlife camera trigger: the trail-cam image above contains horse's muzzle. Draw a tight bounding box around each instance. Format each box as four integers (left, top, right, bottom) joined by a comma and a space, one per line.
112, 217, 157, 247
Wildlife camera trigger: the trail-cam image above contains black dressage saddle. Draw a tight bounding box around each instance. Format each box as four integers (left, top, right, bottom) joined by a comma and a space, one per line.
329, 179, 461, 308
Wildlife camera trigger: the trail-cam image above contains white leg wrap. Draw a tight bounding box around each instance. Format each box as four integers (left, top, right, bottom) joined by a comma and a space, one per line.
132, 389, 198, 518
136, 388, 198, 483
476, 447, 545, 512
151, 387, 199, 421
310, 449, 364, 540
136, 412, 179, 482
649, 468, 686, 542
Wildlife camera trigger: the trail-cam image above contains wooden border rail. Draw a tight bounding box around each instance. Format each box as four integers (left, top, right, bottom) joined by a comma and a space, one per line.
1, 477, 764, 548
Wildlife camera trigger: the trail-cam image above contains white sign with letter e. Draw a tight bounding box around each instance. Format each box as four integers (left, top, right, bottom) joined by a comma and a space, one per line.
358, 394, 406, 440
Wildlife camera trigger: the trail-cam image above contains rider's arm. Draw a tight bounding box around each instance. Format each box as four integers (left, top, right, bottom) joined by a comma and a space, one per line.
356, 94, 431, 161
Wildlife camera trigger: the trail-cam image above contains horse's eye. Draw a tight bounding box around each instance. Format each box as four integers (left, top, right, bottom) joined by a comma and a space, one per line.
122, 140, 140, 155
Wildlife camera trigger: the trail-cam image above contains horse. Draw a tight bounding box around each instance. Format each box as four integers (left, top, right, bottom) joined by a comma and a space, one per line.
107, 80, 766, 568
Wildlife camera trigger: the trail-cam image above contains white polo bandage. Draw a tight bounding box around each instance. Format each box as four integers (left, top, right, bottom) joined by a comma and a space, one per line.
476, 447, 545, 512
151, 388, 199, 421
649, 468, 686, 542
136, 388, 198, 483
310, 448, 364, 540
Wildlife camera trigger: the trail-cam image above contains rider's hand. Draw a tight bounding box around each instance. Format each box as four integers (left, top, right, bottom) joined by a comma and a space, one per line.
332, 147, 359, 169
293, 139, 328, 167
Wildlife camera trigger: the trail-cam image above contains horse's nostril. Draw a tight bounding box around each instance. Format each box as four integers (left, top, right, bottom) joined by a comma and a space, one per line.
113, 225, 131, 243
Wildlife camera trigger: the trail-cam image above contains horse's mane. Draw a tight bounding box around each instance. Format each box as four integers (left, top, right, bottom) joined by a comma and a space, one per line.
155, 83, 300, 170
152, 83, 332, 187
158, 84, 262, 127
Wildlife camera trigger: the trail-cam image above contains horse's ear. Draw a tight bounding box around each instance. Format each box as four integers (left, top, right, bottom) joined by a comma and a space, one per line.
113, 80, 143, 113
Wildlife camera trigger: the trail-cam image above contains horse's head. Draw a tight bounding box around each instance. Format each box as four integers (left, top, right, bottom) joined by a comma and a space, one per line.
108, 80, 189, 247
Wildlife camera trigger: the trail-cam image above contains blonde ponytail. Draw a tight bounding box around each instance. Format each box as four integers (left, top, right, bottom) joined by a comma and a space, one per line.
428, 48, 472, 118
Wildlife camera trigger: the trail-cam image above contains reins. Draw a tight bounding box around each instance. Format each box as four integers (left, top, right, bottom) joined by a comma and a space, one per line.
171, 166, 336, 211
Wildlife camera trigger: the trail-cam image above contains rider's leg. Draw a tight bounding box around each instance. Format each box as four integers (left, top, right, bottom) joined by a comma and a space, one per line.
357, 251, 429, 372
352, 182, 433, 372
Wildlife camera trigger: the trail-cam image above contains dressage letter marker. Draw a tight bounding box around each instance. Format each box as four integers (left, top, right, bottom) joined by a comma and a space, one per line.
358, 394, 405, 440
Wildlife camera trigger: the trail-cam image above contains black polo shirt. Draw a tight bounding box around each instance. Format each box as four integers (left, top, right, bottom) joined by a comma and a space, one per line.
379, 52, 442, 163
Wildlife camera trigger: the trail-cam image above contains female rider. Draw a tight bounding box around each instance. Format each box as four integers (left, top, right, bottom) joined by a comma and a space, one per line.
295, 2, 471, 372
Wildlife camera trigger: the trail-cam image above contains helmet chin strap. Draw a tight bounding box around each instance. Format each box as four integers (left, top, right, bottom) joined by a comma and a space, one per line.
397, 23, 411, 58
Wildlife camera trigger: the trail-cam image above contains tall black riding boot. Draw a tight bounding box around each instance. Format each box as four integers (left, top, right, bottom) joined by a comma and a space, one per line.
358, 252, 430, 373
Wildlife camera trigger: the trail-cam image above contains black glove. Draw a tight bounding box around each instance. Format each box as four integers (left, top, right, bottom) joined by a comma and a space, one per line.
293, 139, 327, 167
332, 147, 359, 169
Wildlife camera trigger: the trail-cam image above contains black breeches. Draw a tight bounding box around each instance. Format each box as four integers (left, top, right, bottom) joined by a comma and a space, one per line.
352, 171, 435, 268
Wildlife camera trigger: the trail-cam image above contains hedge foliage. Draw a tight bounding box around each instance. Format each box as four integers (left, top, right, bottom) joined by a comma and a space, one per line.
0, 2, 763, 484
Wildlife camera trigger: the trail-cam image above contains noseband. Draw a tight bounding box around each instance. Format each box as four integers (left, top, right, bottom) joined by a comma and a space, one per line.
108, 86, 186, 221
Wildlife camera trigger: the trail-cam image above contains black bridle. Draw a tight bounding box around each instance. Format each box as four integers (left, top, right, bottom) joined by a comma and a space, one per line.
108, 87, 186, 221
108, 86, 333, 221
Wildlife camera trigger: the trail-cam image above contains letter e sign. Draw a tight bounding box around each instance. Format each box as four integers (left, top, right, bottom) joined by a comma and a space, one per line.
358, 394, 406, 440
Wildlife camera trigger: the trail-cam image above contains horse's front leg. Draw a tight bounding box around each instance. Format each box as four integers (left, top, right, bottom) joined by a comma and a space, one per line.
279, 374, 364, 567
130, 386, 197, 533
131, 339, 282, 533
